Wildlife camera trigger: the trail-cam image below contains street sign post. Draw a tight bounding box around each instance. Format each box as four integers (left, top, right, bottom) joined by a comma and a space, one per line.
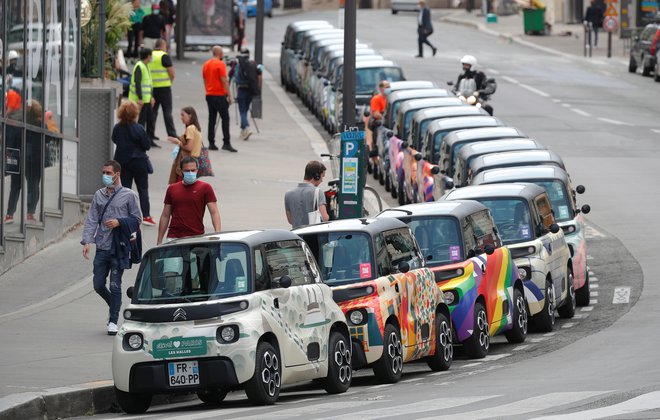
603, 0, 619, 58
338, 130, 365, 219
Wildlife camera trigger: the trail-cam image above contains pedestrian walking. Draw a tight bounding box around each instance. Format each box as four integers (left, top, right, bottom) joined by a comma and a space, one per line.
126, 0, 145, 58
157, 156, 222, 244
167, 106, 203, 184
284, 161, 330, 229
159, 0, 175, 51
149, 38, 177, 138
229, 49, 262, 141
416, 0, 437, 58
202, 46, 235, 152
233, 0, 248, 51
112, 100, 156, 226
584, 0, 604, 47
129, 48, 159, 147
139, 1, 165, 50
81, 160, 142, 335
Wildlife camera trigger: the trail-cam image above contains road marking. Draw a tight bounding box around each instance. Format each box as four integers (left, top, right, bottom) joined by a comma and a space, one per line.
589, 271, 595, 276
571, 108, 592, 117
513, 344, 531, 351
612, 287, 631, 304
573, 314, 588, 319
520, 83, 551, 97
530, 337, 549, 343
531, 390, 660, 419
369, 384, 393, 389
590, 276, 598, 282
430, 371, 450, 376
401, 377, 425, 383
591, 299, 598, 304
590, 283, 599, 289
502, 76, 519, 84
651, 129, 660, 134
585, 225, 606, 238
581, 306, 594, 312
543, 332, 556, 337
597, 117, 634, 126
561, 103, 571, 108
587, 255, 594, 260
265, 52, 281, 58
552, 98, 561, 103
590, 291, 599, 297
460, 362, 483, 368
482, 353, 511, 361
561, 322, 575, 329
486, 68, 500, 74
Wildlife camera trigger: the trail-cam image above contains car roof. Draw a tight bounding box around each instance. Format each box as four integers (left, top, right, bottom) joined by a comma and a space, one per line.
443, 127, 527, 145
293, 217, 408, 236
427, 116, 502, 133
289, 21, 332, 30
159, 229, 302, 248
355, 60, 398, 69
399, 97, 462, 111
388, 89, 451, 101
413, 105, 487, 121
335, 54, 386, 64
325, 44, 370, 56
443, 182, 546, 201
473, 149, 564, 167
458, 138, 545, 158
472, 165, 571, 185
377, 199, 488, 219
390, 80, 437, 90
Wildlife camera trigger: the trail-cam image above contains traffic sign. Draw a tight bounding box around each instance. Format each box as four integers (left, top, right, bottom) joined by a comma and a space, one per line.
605, 3, 618, 17
603, 16, 619, 32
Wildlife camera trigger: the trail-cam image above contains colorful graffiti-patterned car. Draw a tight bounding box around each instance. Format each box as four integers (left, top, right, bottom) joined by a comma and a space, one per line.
471, 165, 591, 305
377, 201, 527, 358
112, 230, 352, 413
295, 218, 453, 383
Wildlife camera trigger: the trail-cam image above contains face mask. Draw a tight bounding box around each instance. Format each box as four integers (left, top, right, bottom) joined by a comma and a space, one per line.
183, 171, 197, 185
102, 174, 115, 187
153, 9, 160, 14
384, 88, 391, 95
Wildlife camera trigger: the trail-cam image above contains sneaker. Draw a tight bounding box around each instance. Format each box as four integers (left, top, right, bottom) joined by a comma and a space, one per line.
142, 216, 157, 226
433, 47, 437, 57
26, 213, 37, 223
107, 322, 118, 335
209, 144, 219, 151
4, 215, 13, 224
221, 144, 238, 152
242, 128, 253, 141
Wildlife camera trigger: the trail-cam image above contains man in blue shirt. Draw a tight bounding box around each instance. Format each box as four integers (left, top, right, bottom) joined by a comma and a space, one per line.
81, 160, 142, 335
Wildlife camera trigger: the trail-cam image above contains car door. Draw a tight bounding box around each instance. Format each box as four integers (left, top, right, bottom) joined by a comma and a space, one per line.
534, 194, 568, 303
263, 239, 329, 367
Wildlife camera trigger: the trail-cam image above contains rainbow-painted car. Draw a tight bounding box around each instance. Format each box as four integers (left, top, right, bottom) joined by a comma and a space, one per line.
378, 201, 527, 358
295, 218, 453, 383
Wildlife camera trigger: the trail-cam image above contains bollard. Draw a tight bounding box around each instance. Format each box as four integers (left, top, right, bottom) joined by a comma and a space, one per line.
583, 21, 593, 57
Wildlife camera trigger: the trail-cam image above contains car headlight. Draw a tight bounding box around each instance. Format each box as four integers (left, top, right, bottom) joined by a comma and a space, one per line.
561, 224, 576, 234
518, 266, 531, 281
443, 290, 459, 305
217, 325, 239, 343
122, 333, 143, 351
347, 309, 368, 325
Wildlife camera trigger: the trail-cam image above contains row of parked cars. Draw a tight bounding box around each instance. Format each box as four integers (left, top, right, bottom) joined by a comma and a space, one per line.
279, 20, 405, 133
110, 20, 593, 415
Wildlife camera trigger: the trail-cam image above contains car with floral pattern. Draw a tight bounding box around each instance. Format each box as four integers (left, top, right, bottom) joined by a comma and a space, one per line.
112, 230, 352, 413
295, 218, 453, 383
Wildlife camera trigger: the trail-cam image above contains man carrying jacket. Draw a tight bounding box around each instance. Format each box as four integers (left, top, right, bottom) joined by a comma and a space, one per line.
149, 38, 177, 139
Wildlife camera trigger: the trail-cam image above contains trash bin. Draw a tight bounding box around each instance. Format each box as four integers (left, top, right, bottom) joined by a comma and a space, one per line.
523, 8, 545, 35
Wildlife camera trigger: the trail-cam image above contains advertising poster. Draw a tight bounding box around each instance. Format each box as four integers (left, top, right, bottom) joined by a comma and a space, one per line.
185, 0, 234, 46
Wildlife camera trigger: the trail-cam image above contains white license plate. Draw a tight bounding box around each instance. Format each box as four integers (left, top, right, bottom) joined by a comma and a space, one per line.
168, 360, 200, 387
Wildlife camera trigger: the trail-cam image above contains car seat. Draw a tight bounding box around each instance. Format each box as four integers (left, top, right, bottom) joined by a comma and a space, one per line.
332, 244, 351, 279
414, 225, 430, 250
221, 258, 244, 294
514, 202, 528, 225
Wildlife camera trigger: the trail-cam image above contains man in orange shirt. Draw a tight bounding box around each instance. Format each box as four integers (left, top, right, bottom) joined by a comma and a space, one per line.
366, 80, 390, 167
202, 46, 235, 152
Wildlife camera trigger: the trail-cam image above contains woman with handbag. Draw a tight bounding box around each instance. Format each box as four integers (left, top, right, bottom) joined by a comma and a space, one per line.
168, 106, 213, 183
112, 100, 156, 226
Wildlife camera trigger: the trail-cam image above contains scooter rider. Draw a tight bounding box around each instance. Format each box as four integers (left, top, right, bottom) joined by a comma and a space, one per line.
455, 55, 494, 115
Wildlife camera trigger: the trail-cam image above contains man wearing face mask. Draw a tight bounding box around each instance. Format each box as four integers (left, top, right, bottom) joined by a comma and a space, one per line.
366, 80, 390, 169
81, 161, 142, 335
157, 156, 222, 244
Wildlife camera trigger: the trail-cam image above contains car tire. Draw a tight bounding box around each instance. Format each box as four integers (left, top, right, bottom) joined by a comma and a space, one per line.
463, 301, 489, 359
244, 342, 281, 405
576, 269, 590, 306
373, 324, 404, 383
535, 279, 555, 332
114, 387, 152, 414
373, 164, 379, 181
642, 55, 653, 76
321, 331, 352, 394
379, 168, 385, 185
628, 56, 637, 73
392, 9, 398, 14
505, 288, 528, 343
196, 389, 227, 404
427, 312, 453, 371
391, 178, 398, 198
557, 267, 576, 318
385, 173, 391, 191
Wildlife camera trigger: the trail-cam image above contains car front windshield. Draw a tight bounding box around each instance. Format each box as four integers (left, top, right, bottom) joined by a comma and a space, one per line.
407, 217, 463, 266
479, 199, 533, 245
356, 67, 403, 95
134, 243, 251, 304
301, 232, 374, 286
536, 180, 573, 222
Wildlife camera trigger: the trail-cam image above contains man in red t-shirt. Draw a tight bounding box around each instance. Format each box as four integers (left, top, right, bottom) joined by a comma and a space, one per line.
202, 46, 236, 152
157, 157, 222, 244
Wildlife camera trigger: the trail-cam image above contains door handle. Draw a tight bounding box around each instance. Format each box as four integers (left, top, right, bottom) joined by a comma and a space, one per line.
395, 283, 400, 293
274, 298, 279, 309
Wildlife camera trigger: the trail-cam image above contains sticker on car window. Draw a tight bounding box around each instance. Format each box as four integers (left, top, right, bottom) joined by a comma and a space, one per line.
520, 226, 531, 239
359, 263, 372, 279
558, 205, 569, 220
449, 246, 461, 261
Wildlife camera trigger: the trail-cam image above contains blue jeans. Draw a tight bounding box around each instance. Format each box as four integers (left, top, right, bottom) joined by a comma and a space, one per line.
93, 249, 124, 324
237, 88, 252, 130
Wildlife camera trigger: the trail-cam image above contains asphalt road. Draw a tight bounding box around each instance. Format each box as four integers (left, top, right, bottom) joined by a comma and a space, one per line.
74, 9, 660, 420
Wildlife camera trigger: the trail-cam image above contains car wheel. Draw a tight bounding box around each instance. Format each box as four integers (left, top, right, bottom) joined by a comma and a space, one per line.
384, 172, 391, 191
379, 168, 385, 185
373, 324, 403, 383
463, 302, 489, 359
505, 288, 528, 343
642, 56, 653, 76
392, 9, 398, 14
628, 55, 637, 73
244, 342, 281, 405
373, 164, 380, 180
397, 180, 405, 205
557, 267, 576, 318
535, 279, 556, 332
114, 387, 152, 414
196, 389, 227, 404
427, 312, 453, 371
576, 269, 590, 306
321, 331, 352, 394
391, 178, 398, 198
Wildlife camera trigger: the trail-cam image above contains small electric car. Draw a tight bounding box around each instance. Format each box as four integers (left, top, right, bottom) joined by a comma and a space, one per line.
377, 201, 527, 358
295, 218, 453, 383
112, 230, 352, 413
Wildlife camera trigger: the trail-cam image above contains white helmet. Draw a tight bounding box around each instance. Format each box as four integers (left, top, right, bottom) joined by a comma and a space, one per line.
460, 55, 477, 68
8, 50, 18, 60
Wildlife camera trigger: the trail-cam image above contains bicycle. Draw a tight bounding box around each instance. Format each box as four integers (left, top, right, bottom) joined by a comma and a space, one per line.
320, 153, 383, 219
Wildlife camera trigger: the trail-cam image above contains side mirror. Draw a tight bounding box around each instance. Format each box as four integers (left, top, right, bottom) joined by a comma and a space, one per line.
431, 166, 440, 175
126, 286, 134, 299
466, 249, 476, 258
550, 223, 560, 234
324, 80, 329, 86
581, 204, 591, 214
444, 179, 455, 190
278, 275, 292, 289
414, 153, 422, 161
447, 80, 454, 86
401, 141, 409, 149
397, 261, 410, 274
484, 244, 495, 255
576, 185, 585, 194
375, 120, 382, 127
634, 35, 640, 42
364, 110, 371, 117
386, 130, 394, 138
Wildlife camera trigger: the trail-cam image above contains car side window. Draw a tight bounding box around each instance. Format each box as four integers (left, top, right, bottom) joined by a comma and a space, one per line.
264, 240, 315, 288
535, 194, 556, 231
383, 228, 424, 271
375, 234, 391, 276
469, 210, 502, 249
254, 248, 270, 292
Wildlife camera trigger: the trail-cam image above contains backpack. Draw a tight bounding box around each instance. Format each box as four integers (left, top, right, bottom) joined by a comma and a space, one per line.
237, 56, 260, 96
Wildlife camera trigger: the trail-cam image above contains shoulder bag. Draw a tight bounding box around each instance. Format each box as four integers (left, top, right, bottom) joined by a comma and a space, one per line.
307, 187, 323, 225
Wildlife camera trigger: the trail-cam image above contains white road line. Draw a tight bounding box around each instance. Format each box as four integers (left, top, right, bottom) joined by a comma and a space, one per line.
597, 117, 634, 126
587, 255, 594, 260
430, 371, 450, 376
561, 322, 575, 329
258, 400, 380, 419
502, 76, 519, 84
561, 103, 571, 108
590, 277, 598, 282
573, 314, 588, 319
585, 225, 607, 238
513, 344, 531, 351
589, 271, 596, 276
265, 52, 281, 58
401, 377, 425, 383
552, 98, 561, 103
581, 306, 594, 312
590, 283, 599, 289
571, 108, 592, 117
482, 353, 512, 362
520, 83, 551, 97
486, 68, 500, 75
426, 391, 611, 420
590, 291, 599, 297
591, 299, 598, 304
530, 337, 549, 343
651, 129, 660, 134
543, 332, 557, 337
369, 384, 393, 390
613, 287, 631, 304
460, 362, 483, 368
531, 390, 660, 420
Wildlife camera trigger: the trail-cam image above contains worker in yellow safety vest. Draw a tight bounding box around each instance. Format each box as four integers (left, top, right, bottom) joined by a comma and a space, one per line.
148, 39, 177, 139
129, 48, 159, 148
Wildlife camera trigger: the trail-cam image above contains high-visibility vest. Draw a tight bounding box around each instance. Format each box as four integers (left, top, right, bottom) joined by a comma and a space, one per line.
129, 61, 152, 103
149, 50, 172, 88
